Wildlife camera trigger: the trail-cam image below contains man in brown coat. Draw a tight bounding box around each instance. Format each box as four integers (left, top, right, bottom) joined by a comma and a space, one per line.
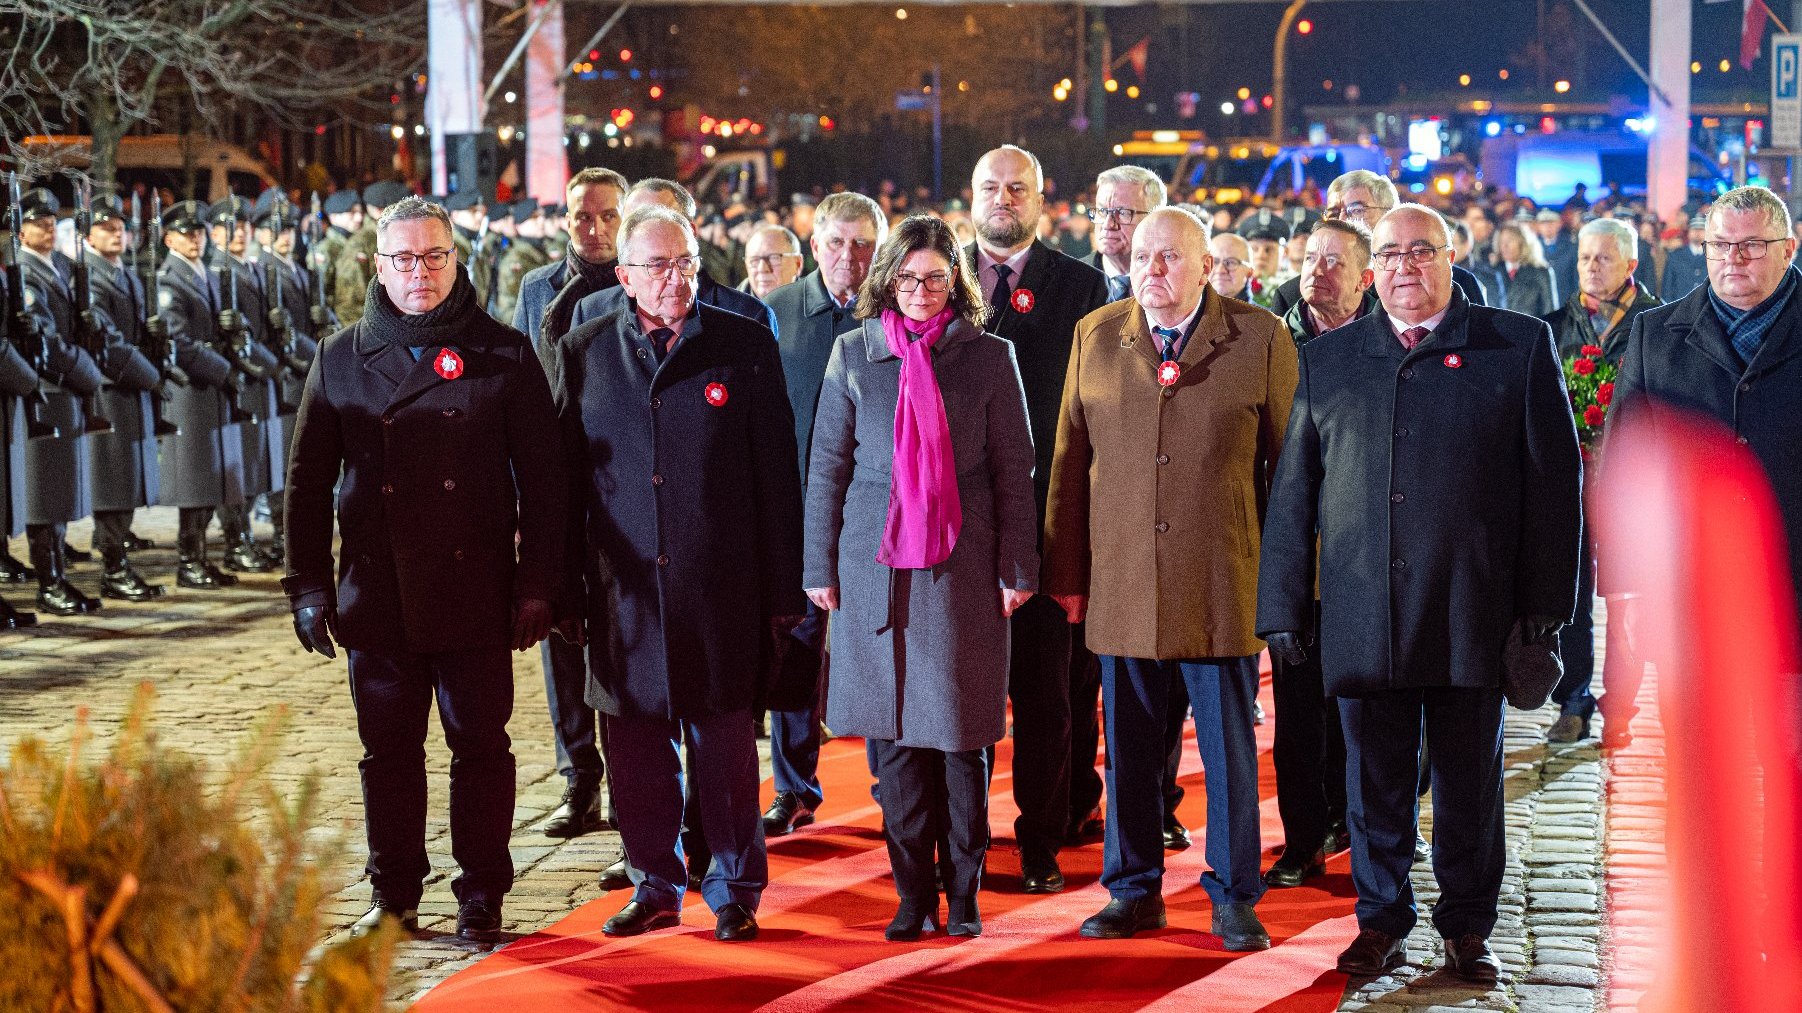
1045, 207, 1297, 948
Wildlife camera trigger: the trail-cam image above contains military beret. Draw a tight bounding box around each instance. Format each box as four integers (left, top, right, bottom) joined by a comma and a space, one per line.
18, 187, 59, 221
362, 179, 410, 210
161, 200, 208, 233
323, 190, 361, 215
208, 196, 253, 225
511, 197, 541, 221
445, 190, 485, 212
487, 203, 514, 223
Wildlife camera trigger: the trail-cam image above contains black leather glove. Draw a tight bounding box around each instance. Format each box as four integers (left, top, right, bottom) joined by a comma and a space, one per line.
1266, 630, 1309, 667
1523, 615, 1563, 643
512, 597, 554, 651
293, 605, 338, 659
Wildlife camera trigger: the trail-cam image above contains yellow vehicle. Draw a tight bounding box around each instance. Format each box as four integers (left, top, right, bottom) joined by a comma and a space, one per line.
1111, 131, 1280, 206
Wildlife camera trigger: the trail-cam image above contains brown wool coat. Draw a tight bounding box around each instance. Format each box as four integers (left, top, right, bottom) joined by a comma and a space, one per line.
1043, 291, 1297, 660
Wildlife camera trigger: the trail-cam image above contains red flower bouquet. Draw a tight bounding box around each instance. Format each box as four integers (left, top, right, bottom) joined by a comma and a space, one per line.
1564, 345, 1618, 453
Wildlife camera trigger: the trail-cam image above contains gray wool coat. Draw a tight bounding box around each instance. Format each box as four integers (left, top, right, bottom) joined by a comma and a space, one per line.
803, 316, 1040, 753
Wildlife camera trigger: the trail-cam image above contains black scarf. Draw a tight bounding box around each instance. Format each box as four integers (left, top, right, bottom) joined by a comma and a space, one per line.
362, 265, 480, 348
540, 245, 619, 345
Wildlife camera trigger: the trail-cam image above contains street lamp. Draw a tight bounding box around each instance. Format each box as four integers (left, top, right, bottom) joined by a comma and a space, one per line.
1271, 0, 1309, 141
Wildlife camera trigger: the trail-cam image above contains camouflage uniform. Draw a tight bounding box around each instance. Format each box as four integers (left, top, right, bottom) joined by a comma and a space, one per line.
331, 220, 378, 326
493, 237, 548, 327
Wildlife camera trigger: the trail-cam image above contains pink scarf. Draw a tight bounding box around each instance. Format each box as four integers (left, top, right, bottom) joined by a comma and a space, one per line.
877, 306, 962, 569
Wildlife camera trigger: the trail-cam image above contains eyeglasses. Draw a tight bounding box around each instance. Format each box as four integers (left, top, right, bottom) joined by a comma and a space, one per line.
622, 255, 700, 278
1372, 245, 1450, 271
1702, 237, 1788, 260
1086, 207, 1143, 226
1323, 203, 1391, 222
747, 252, 800, 269
894, 272, 952, 293
1211, 257, 1249, 272
377, 248, 453, 272
1301, 251, 1354, 271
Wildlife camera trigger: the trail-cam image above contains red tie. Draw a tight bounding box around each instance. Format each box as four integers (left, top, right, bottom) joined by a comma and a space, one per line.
1399, 326, 1429, 350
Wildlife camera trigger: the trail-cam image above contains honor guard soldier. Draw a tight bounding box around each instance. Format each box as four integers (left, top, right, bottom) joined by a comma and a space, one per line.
334, 181, 409, 327
207, 196, 283, 572
493, 198, 550, 326
14, 186, 110, 614
284, 196, 566, 943
311, 189, 361, 325
156, 199, 246, 589
253, 199, 320, 559
446, 191, 486, 276
0, 249, 54, 626
83, 193, 168, 601
476, 202, 515, 319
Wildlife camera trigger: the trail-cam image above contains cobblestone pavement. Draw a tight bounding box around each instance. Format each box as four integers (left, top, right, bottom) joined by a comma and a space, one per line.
0, 508, 1625, 1010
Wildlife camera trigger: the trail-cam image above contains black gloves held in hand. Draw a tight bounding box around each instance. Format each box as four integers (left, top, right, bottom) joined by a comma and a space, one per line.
293, 605, 337, 659
1266, 630, 1310, 668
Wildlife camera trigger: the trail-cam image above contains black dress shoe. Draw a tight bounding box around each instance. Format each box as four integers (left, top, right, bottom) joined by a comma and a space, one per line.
1163, 816, 1192, 851
604, 901, 680, 937
1212, 902, 1271, 951
101, 567, 167, 602
1020, 852, 1065, 894
221, 544, 277, 573
350, 904, 419, 938
177, 561, 236, 589
121, 533, 155, 553
544, 781, 606, 838
946, 895, 981, 938
1263, 847, 1327, 888
457, 899, 504, 943
1336, 927, 1407, 976
1322, 821, 1351, 855
1066, 806, 1104, 844
714, 903, 759, 941
762, 791, 817, 837
0, 597, 37, 629
37, 581, 101, 616
1443, 934, 1501, 985
0, 553, 34, 583
1080, 896, 1166, 939
1547, 714, 1591, 743
597, 858, 633, 891
61, 541, 94, 565
883, 898, 940, 941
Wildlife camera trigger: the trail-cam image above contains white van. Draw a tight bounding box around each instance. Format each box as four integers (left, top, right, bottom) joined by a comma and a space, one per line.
15, 135, 279, 203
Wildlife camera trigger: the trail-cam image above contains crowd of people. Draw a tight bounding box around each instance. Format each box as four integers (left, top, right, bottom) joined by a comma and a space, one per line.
8, 143, 1800, 989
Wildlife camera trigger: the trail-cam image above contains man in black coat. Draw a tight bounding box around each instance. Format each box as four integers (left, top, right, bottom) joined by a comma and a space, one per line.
83, 195, 167, 601
1542, 218, 1661, 744
1601, 186, 1802, 745
283, 197, 565, 943
548, 205, 803, 943
1257, 205, 1581, 984
15, 188, 108, 615
969, 145, 1111, 894
757, 190, 886, 842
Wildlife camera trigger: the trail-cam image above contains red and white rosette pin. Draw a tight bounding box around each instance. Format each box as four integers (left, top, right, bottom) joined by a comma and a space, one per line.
434, 347, 464, 380
704, 381, 729, 407
1443, 353, 1463, 369
1157, 360, 1181, 387
1010, 287, 1035, 314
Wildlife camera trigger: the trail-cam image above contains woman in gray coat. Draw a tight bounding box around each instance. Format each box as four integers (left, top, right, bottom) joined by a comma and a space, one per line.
803, 215, 1039, 941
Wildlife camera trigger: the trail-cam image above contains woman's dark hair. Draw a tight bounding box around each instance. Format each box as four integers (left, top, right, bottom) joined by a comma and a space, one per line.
854, 214, 987, 327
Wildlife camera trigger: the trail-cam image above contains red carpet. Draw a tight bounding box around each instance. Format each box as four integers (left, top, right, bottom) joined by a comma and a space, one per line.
416, 666, 1358, 1011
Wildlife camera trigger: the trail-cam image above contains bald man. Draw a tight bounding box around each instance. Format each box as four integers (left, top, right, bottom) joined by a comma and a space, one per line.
1258, 205, 1580, 983
1045, 207, 1295, 948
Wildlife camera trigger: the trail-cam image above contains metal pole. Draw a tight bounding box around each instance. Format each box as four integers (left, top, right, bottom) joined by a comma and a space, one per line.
484, 0, 561, 108
1272, 0, 1308, 143
931, 64, 943, 201
561, 2, 633, 86
1647, 0, 1691, 224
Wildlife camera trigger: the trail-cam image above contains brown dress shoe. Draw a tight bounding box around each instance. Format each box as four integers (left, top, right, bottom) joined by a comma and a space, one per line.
1336, 927, 1407, 976
1443, 933, 1501, 985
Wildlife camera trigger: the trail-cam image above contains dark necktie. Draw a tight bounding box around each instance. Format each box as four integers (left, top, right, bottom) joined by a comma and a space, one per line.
1399, 325, 1429, 350
990, 264, 1013, 309
649, 326, 675, 363
1153, 324, 1182, 362
1108, 275, 1130, 302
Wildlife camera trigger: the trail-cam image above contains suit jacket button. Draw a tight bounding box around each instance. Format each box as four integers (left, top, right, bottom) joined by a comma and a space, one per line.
657, 553, 671, 567
650, 396, 662, 409
1401, 368, 1414, 380
1739, 382, 1752, 393
1392, 558, 1407, 570
651, 473, 664, 486
1154, 521, 1169, 533
381, 483, 394, 494
453, 549, 465, 561
1156, 454, 1170, 465
381, 414, 393, 425
1162, 387, 1175, 398
442, 407, 460, 417
443, 479, 456, 491
1391, 492, 1405, 503
1737, 435, 1750, 446
1395, 427, 1409, 437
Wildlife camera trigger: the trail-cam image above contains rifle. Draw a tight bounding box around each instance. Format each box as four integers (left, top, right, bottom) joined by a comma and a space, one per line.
143, 190, 188, 391
212, 202, 259, 424
263, 196, 306, 413
306, 191, 335, 332
132, 192, 181, 437
4, 172, 60, 440
69, 180, 114, 434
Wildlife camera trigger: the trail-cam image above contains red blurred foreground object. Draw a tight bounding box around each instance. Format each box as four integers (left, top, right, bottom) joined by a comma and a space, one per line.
1594, 408, 1802, 1011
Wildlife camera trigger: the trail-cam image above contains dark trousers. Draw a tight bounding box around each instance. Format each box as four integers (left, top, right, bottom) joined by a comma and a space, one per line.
216, 502, 257, 547
1100, 654, 1265, 906
1272, 603, 1347, 856
607, 708, 766, 913
869, 739, 989, 902
346, 647, 516, 911
26, 523, 64, 586
177, 506, 212, 561
1340, 686, 1506, 940
92, 509, 134, 570
540, 633, 603, 787
1007, 593, 1073, 859
1554, 528, 1599, 719
768, 602, 828, 810
1162, 678, 1192, 820
1067, 629, 1103, 828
